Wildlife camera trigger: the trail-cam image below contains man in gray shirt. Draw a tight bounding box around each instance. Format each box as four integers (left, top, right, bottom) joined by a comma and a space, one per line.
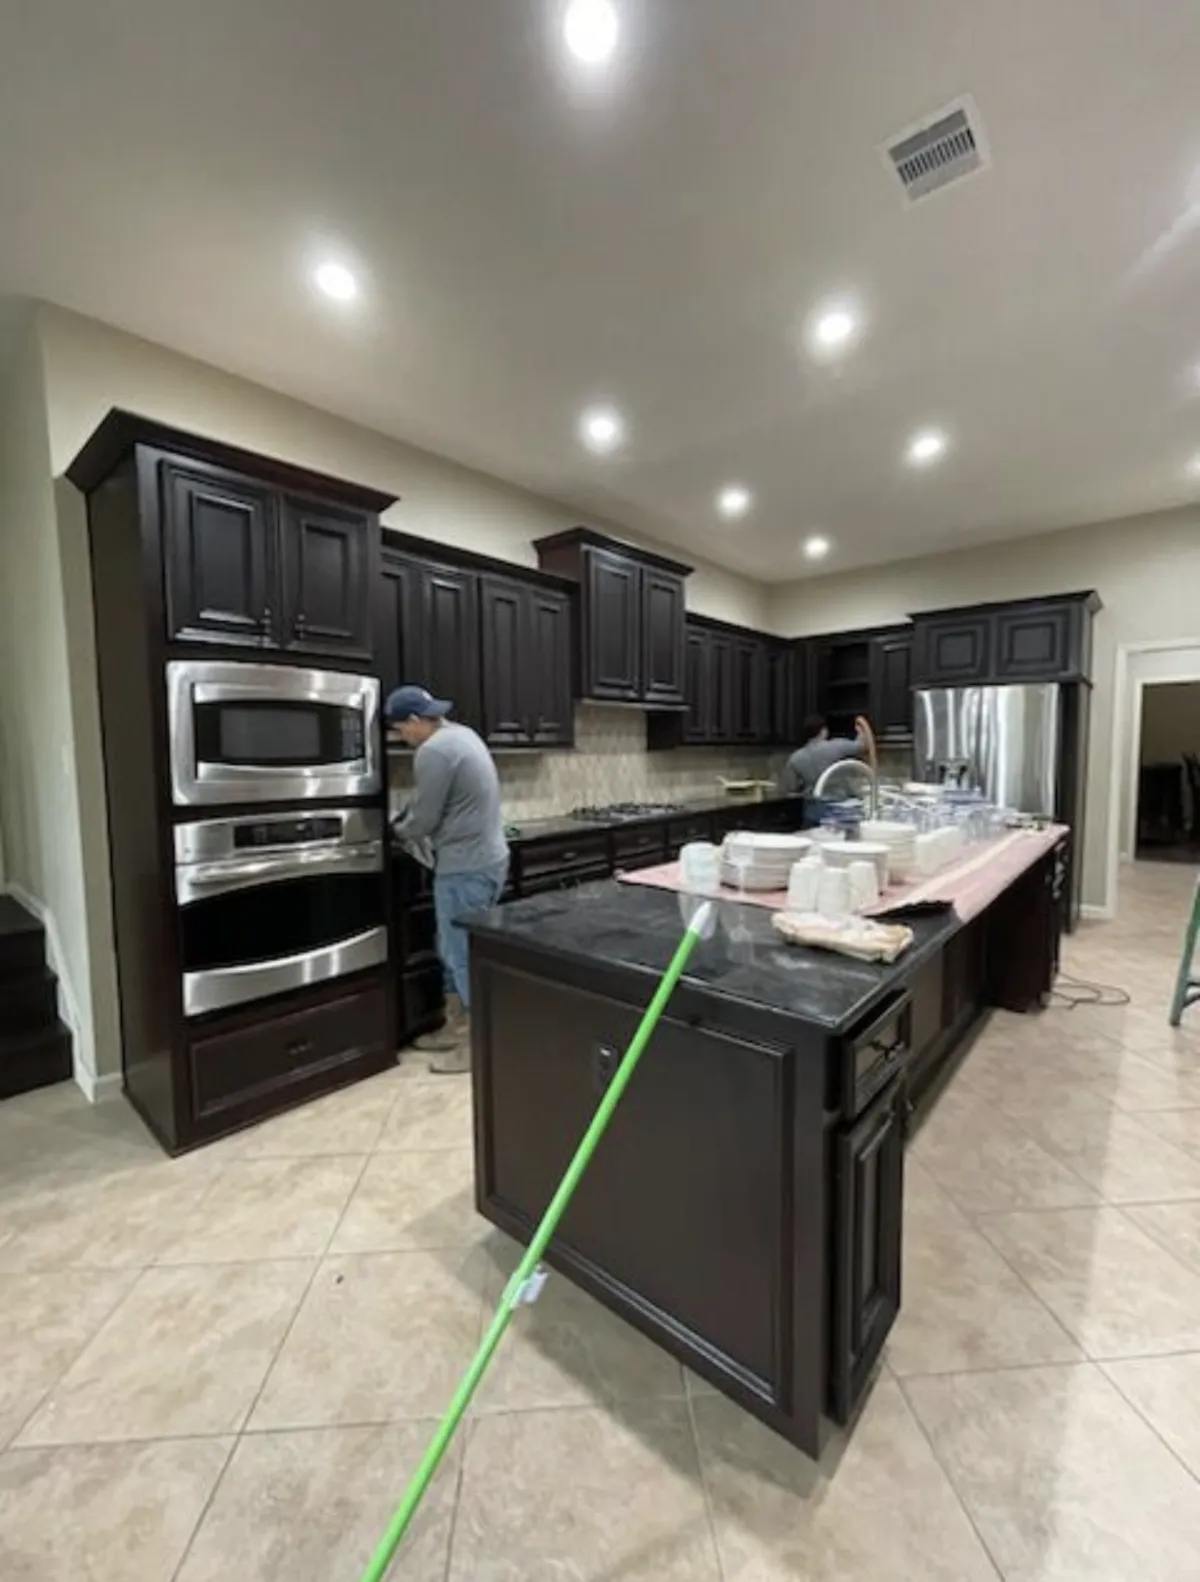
387, 685, 509, 1073
780, 714, 875, 826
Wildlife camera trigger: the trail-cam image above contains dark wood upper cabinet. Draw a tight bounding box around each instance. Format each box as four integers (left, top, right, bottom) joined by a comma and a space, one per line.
534, 529, 691, 707
912, 594, 1099, 687
162, 461, 275, 648
280, 496, 372, 659
869, 630, 914, 742
479, 575, 529, 745
765, 642, 793, 746
641, 568, 687, 706
527, 586, 575, 747
731, 636, 766, 742
710, 633, 735, 743
417, 562, 483, 730
681, 627, 712, 743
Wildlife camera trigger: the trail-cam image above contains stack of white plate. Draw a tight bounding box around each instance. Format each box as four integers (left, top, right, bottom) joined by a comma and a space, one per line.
858, 820, 918, 880
817, 839, 892, 889
914, 825, 966, 876
720, 831, 810, 891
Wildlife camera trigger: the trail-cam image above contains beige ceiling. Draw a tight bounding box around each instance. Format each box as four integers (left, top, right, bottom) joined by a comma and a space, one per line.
4, 0, 1200, 580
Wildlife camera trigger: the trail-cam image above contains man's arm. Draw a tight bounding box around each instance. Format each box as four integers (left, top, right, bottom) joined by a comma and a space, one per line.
394, 746, 454, 844
778, 752, 801, 795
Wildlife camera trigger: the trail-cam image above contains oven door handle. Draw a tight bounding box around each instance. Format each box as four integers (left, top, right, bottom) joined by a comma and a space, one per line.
176, 842, 383, 902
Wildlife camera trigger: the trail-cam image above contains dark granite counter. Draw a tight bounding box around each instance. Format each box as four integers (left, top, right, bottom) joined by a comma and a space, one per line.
465, 876, 957, 1035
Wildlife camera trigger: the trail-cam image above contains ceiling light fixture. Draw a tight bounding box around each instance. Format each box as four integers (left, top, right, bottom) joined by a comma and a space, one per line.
906, 428, 948, 466
717, 485, 753, 519
803, 534, 831, 560
563, 0, 619, 65
312, 261, 359, 303
813, 307, 858, 349
578, 405, 625, 454
1187, 453, 1200, 477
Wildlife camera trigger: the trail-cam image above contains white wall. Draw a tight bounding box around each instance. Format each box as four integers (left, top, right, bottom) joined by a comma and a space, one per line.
0, 313, 111, 1089
21, 302, 770, 1086
768, 511, 1200, 911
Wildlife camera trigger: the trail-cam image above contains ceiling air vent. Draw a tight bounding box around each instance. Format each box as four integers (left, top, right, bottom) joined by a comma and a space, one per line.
885, 98, 988, 202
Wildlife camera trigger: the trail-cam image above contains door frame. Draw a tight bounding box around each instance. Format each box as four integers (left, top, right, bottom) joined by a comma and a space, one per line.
1106, 638, 1200, 916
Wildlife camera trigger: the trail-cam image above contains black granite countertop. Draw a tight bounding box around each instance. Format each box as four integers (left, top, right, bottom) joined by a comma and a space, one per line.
464, 876, 957, 1035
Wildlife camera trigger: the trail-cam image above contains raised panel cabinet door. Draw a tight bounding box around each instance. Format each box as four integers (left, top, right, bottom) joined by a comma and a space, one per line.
420, 562, 483, 729
641, 569, 686, 705
682, 627, 713, 743
162, 461, 274, 647
870, 633, 913, 741
765, 644, 792, 745
376, 551, 421, 704
994, 603, 1075, 680
528, 586, 575, 747
280, 496, 372, 659
830, 1080, 904, 1425
710, 634, 735, 742
479, 575, 532, 746
732, 637, 766, 742
913, 613, 992, 686
583, 547, 641, 700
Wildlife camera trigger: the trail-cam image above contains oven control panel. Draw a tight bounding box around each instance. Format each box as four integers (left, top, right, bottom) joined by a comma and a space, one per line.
233, 815, 344, 849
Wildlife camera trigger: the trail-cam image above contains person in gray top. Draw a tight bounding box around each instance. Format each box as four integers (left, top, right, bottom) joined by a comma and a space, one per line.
779, 713, 875, 826
387, 684, 509, 1074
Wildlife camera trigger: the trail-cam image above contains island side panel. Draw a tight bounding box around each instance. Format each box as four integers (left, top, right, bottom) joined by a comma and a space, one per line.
470, 938, 833, 1452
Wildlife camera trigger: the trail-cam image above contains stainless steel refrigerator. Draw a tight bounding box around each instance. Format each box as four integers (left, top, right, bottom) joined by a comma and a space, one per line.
913, 682, 1089, 923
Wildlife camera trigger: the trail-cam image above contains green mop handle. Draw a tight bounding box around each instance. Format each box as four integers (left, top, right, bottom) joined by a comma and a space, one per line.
358, 901, 713, 1582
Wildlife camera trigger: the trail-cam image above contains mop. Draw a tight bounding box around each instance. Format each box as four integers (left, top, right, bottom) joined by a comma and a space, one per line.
358, 895, 717, 1582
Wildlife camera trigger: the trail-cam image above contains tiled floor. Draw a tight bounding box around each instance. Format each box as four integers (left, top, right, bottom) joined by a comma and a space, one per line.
2, 860, 1200, 1580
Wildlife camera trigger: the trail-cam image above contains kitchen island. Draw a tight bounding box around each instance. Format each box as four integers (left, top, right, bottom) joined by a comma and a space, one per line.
465, 828, 1068, 1456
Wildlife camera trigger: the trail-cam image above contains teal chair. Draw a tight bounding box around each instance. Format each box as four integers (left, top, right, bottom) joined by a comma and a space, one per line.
1170, 874, 1200, 1027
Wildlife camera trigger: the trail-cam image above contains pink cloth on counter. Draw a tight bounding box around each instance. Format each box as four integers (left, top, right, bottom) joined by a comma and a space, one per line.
616, 826, 1067, 925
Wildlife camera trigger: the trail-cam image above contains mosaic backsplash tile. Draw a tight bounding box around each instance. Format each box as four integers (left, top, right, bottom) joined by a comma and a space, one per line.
389, 704, 912, 821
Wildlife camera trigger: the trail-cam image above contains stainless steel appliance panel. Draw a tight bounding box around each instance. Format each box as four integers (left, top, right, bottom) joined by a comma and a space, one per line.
914, 684, 1061, 815
182, 927, 387, 1018
167, 660, 380, 807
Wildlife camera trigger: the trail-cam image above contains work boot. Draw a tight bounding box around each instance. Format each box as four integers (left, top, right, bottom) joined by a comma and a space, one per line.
414, 993, 463, 1053
430, 1020, 471, 1076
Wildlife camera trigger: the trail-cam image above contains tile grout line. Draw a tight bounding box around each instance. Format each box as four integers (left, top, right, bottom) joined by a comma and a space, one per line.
682, 1381, 728, 1582
1096, 1360, 1200, 1492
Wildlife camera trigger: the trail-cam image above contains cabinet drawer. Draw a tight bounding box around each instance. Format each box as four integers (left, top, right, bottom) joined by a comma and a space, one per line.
398, 962, 445, 1045
612, 824, 667, 870
516, 833, 611, 893
833, 992, 912, 1121
187, 980, 389, 1120
665, 814, 714, 855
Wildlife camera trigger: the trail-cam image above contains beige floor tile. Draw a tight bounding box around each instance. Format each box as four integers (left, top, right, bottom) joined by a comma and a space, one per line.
377, 1078, 474, 1151
693, 1379, 997, 1581
889, 1174, 1080, 1377
215, 1076, 399, 1158
0, 1269, 139, 1448
251, 1249, 485, 1429
1123, 1198, 1200, 1277
0, 1437, 231, 1582
449, 1401, 721, 1581
1133, 1103, 1200, 1157
913, 1092, 1098, 1213
18, 1260, 314, 1445
472, 1236, 686, 1413
176, 1423, 458, 1582
0, 1161, 215, 1272
1008, 1106, 1200, 1202
331, 1148, 482, 1254
905, 1363, 1200, 1580
157, 1154, 364, 1264
1103, 1352, 1200, 1480
977, 1206, 1200, 1358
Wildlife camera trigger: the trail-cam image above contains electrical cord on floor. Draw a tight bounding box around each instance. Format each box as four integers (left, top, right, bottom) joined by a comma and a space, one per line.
1048, 971, 1132, 1010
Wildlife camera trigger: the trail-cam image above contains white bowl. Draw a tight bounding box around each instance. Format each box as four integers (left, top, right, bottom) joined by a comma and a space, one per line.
817, 840, 890, 888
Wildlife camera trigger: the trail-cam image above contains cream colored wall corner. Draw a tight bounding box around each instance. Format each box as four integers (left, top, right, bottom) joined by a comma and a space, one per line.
0, 311, 112, 1094
766, 511, 1200, 913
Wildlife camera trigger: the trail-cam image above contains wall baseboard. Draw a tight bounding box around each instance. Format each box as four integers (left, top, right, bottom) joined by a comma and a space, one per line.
2, 881, 98, 1101
1079, 902, 1116, 922
74, 1066, 123, 1104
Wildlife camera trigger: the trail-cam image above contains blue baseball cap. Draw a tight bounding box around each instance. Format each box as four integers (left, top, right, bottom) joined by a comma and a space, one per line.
385, 685, 453, 722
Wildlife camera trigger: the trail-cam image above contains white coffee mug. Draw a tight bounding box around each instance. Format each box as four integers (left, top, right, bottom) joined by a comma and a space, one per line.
818, 866, 851, 920
680, 841, 720, 891
787, 858, 821, 913
847, 860, 879, 911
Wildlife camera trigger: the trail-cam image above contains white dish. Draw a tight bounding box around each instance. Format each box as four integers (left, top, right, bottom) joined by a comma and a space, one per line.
817, 840, 890, 887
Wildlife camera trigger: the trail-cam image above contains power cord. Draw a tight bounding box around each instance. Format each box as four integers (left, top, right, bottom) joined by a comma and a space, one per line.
1048, 971, 1132, 1010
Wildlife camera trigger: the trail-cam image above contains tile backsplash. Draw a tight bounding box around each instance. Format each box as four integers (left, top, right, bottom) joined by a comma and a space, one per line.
388, 706, 914, 822
390, 704, 783, 820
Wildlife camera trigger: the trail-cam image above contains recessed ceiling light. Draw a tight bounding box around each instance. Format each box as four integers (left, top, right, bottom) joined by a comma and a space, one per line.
578, 405, 625, 454
717, 485, 753, 519
803, 534, 831, 560
563, 0, 619, 64
312, 261, 358, 302
804, 301, 862, 359
906, 428, 948, 466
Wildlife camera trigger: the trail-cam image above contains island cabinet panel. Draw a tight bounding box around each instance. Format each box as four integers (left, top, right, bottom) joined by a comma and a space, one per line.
473, 962, 799, 1406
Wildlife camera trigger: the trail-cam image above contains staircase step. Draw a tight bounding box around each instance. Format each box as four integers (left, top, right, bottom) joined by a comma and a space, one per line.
0, 1020, 73, 1101
0, 967, 59, 1036
0, 896, 47, 977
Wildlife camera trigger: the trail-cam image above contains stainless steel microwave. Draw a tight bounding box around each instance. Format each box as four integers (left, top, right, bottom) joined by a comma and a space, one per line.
166, 660, 381, 807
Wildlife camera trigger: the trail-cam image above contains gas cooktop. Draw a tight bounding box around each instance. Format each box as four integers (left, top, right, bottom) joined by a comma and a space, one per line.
569, 802, 686, 824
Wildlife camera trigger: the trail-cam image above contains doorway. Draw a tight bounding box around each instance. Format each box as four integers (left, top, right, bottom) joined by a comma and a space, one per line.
1135, 681, 1200, 863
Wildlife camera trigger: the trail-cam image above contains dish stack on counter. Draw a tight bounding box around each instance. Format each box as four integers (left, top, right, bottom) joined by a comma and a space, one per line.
719, 832, 811, 891
858, 820, 919, 881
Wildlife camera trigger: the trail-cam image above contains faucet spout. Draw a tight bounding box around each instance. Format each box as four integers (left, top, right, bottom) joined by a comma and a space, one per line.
812, 758, 880, 820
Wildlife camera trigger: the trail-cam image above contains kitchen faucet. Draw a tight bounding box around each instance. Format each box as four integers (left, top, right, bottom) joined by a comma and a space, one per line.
813, 757, 880, 820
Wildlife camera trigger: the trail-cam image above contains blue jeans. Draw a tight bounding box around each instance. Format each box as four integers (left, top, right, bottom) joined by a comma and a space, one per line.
433, 861, 509, 1010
